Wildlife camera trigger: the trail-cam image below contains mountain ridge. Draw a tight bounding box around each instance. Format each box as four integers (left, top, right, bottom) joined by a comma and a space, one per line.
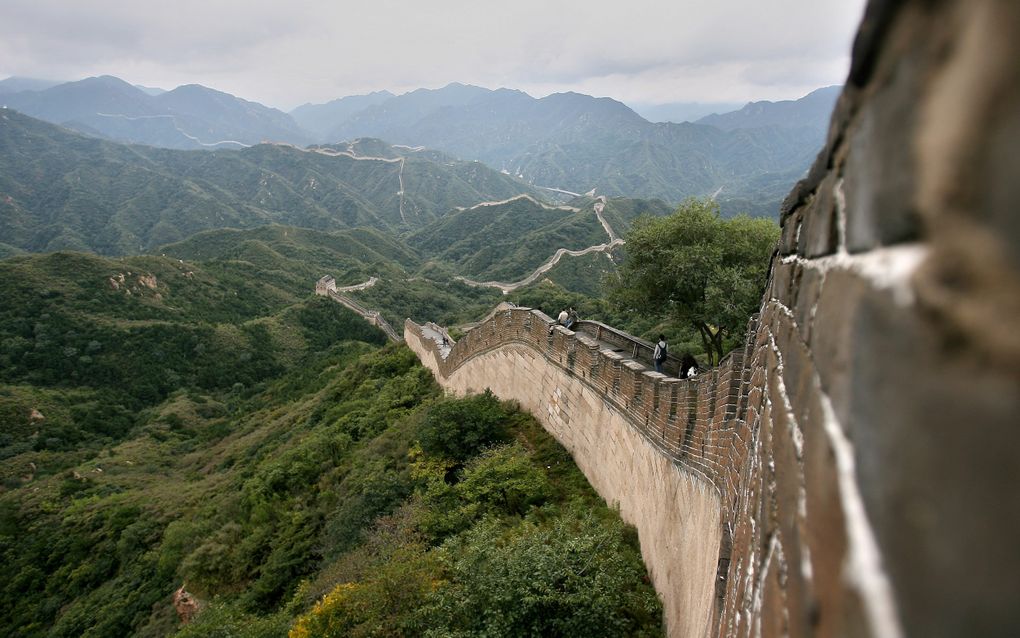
0, 109, 538, 255
2, 75, 837, 210
1, 75, 310, 149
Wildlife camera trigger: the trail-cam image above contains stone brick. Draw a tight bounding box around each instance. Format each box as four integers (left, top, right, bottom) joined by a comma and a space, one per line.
770, 261, 796, 308
799, 172, 840, 258
841, 7, 926, 252
759, 552, 788, 638
779, 207, 802, 255
792, 263, 824, 345
840, 281, 1020, 637
801, 386, 849, 637
807, 267, 866, 433
767, 377, 812, 638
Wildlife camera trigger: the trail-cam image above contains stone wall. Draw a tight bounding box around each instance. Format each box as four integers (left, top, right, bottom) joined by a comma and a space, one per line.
406, 313, 728, 638
743, 1, 1020, 635
314, 275, 336, 296
406, 1, 1020, 635
315, 279, 402, 343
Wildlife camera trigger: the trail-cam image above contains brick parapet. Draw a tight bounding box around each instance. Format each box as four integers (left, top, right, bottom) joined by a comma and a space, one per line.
405, 307, 749, 497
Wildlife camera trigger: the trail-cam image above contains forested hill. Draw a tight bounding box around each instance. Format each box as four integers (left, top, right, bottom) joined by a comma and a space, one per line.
400, 194, 673, 287
409, 196, 608, 282
300, 83, 832, 207
0, 248, 662, 637
0, 109, 537, 256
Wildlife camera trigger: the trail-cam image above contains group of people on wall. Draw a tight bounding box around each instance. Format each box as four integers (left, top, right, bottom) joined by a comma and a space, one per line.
554, 309, 701, 380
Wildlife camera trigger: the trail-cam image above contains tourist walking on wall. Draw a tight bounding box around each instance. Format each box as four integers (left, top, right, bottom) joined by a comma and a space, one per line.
558, 308, 569, 327
653, 334, 668, 373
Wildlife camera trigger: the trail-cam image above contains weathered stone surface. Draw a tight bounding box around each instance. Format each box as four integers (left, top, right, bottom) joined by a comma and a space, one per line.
807, 268, 866, 433
790, 265, 823, 361
799, 172, 839, 258
845, 284, 1020, 637
841, 78, 920, 251
779, 207, 802, 255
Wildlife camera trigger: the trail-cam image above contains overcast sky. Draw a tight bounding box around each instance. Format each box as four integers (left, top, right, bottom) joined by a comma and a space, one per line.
0, 0, 868, 111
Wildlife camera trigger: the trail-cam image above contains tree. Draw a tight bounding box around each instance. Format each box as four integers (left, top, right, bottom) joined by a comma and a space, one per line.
416, 391, 509, 462
609, 199, 779, 365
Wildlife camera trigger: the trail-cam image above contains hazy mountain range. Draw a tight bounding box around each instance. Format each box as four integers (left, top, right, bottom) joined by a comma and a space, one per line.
1, 75, 839, 207
0, 109, 535, 255
0, 75, 310, 150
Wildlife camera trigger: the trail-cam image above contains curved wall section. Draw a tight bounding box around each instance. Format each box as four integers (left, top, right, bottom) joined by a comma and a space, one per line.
407, 311, 745, 638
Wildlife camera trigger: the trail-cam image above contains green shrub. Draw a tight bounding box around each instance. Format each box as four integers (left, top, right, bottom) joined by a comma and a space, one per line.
416, 391, 509, 461
457, 442, 550, 517
422, 509, 662, 637
171, 603, 291, 638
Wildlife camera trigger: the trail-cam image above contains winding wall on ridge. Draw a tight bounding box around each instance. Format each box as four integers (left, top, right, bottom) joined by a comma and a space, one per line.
406, 1, 1020, 636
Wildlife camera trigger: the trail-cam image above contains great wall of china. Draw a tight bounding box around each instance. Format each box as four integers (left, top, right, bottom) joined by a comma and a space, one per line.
322, 2, 1019, 635
406, 1, 1019, 636
315, 274, 402, 342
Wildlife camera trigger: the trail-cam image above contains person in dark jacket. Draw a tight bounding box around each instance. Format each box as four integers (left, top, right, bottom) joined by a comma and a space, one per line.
653, 335, 668, 373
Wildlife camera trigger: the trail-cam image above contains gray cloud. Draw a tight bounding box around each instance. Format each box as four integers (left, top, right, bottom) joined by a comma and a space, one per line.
0, 0, 867, 110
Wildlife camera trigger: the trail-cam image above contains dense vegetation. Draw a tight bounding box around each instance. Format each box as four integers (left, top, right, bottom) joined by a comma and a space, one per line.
0, 101, 785, 638
0, 249, 386, 469
0, 110, 536, 255
0, 248, 662, 637
409, 196, 608, 281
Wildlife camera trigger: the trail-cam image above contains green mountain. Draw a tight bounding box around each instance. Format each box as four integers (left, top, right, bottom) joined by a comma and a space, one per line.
409, 196, 607, 281
304, 83, 831, 209
160, 225, 421, 275
627, 100, 744, 124
595, 197, 675, 232
290, 91, 395, 139
403, 195, 673, 287
0, 75, 310, 149
4, 76, 833, 213
0, 76, 64, 94
0, 110, 538, 255
0, 247, 661, 637
695, 85, 841, 131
